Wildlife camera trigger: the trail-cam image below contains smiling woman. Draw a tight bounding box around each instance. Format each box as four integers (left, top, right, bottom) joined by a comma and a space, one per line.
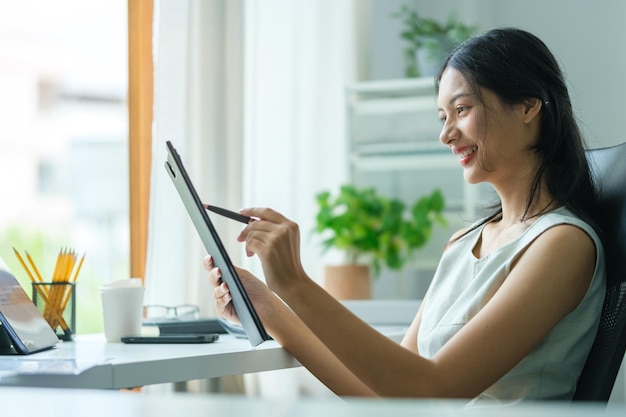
204, 27, 607, 404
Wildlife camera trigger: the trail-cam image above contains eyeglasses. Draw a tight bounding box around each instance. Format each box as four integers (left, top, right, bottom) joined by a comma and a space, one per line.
143, 304, 200, 320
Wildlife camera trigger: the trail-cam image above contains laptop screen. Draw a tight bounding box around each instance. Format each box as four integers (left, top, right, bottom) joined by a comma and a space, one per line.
0, 262, 58, 354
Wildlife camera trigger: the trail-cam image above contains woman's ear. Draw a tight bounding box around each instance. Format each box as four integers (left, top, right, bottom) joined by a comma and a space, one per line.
522, 97, 542, 124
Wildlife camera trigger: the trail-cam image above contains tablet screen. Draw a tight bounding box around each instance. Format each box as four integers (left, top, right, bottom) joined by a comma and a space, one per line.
165, 141, 271, 346
0, 263, 59, 354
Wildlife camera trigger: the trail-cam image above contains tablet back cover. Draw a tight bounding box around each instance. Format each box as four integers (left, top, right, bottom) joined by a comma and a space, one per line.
165, 141, 270, 346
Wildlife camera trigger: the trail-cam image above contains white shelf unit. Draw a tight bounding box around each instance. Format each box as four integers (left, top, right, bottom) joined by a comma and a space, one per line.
345, 78, 494, 298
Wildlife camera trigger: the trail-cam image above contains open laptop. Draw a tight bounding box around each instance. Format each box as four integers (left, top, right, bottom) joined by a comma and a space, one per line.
0, 260, 59, 354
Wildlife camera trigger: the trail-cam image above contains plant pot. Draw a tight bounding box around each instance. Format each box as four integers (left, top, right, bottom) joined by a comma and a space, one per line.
323, 264, 372, 300
415, 35, 455, 77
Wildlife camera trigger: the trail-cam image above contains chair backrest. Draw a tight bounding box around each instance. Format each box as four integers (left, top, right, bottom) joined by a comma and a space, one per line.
573, 142, 626, 402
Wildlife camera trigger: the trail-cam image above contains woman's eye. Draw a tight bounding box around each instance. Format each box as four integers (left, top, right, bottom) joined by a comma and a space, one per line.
438, 105, 470, 122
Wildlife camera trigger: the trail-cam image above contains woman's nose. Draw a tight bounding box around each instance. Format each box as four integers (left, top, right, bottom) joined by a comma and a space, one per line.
439, 120, 456, 145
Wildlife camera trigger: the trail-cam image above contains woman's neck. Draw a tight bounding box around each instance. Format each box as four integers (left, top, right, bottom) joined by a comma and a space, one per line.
496, 181, 557, 226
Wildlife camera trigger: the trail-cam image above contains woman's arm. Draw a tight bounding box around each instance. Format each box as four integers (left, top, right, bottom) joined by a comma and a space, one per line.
269, 296, 378, 397
400, 293, 427, 353
238, 208, 597, 399
205, 256, 376, 397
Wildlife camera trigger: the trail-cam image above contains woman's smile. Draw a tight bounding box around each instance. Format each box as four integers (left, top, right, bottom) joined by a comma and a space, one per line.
453, 145, 478, 167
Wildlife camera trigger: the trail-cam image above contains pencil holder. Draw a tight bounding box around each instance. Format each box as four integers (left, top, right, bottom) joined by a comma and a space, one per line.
32, 282, 76, 341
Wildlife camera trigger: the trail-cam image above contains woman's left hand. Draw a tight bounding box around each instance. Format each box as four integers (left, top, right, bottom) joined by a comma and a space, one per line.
203, 255, 277, 325
237, 207, 308, 295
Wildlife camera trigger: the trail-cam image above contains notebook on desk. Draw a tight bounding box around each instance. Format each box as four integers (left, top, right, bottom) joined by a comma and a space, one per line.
143, 318, 227, 335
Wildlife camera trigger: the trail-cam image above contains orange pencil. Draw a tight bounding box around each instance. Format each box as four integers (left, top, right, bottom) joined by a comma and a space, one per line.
13, 247, 37, 283
25, 251, 44, 284
59, 253, 84, 321
71, 253, 85, 283
46, 250, 62, 323
49, 249, 72, 328
14, 247, 69, 331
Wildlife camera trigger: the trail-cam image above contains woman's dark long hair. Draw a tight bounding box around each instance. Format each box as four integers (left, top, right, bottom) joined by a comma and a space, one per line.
436, 27, 599, 233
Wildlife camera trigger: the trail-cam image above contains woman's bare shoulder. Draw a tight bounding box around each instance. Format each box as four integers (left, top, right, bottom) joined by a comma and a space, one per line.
443, 226, 472, 252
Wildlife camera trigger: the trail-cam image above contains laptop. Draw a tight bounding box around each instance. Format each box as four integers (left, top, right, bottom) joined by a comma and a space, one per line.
0, 261, 59, 354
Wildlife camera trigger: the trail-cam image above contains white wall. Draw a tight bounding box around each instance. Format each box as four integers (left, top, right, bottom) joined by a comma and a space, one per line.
489, 0, 626, 149
368, 0, 626, 149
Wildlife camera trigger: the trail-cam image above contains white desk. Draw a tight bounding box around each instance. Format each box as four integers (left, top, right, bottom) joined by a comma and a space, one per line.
0, 325, 407, 390
0, 333, 300, 389
0, 300, 414, 390
0, 386, 622, 417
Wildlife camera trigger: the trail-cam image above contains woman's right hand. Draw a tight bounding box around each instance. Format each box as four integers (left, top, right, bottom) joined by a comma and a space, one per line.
203, 255, 275, 325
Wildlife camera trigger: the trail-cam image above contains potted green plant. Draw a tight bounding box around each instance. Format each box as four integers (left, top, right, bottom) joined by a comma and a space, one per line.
314, 184, 446, 299
392, 5, 478, 78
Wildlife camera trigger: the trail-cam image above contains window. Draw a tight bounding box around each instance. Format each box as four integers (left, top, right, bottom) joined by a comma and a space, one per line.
0, 0, 129, 333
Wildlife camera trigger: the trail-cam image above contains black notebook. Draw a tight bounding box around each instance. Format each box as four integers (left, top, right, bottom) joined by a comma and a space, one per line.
143, 318, 227, 335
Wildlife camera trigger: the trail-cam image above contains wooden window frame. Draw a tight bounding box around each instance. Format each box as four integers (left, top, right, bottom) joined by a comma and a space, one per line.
128, 0, 153, 283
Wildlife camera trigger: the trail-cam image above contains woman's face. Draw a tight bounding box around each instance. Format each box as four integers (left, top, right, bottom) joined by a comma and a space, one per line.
437, 67, 540, 188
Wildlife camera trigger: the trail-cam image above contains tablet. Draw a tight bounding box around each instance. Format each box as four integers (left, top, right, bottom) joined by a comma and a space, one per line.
165, 141, 271, 346
0, 264, 59, 354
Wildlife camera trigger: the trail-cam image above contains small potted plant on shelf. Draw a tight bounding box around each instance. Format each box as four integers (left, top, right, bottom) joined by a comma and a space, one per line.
392, 5, 478, 78
313, 184, 446, 300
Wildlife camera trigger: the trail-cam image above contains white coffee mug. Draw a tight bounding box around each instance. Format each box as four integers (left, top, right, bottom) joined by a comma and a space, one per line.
100, 279, 144, 342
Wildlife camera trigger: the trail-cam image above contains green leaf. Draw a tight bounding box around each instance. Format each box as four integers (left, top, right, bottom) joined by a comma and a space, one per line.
391, 4, 478, 79
313, 184, 448, 278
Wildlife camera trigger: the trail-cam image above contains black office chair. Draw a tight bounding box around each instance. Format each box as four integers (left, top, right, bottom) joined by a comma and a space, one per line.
573, 142, 626, 402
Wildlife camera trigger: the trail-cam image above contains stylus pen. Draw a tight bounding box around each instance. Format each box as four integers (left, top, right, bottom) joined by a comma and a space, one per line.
203, 204, 253, 224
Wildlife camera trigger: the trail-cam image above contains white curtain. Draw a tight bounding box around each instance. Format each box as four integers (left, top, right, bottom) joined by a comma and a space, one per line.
147, 0, 365, 317
240, 0, 365, 398
241, 0, 366, 284
146, 0, 244, 315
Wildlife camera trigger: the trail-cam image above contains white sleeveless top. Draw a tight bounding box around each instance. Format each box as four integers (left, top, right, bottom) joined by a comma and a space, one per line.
417, 207, 606, 404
